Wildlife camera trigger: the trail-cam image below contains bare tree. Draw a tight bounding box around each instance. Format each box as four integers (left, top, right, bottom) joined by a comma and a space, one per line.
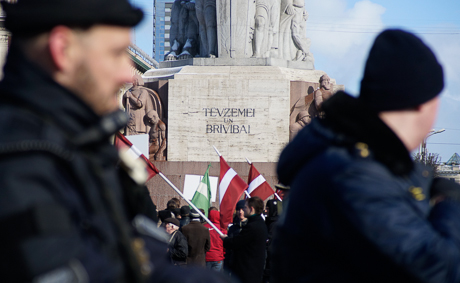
412, 152, 441, 177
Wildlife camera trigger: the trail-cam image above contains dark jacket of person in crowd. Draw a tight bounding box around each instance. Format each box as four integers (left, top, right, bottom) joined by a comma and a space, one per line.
224, 214, 268, 283
180, 206, 191, 229
271, 30, 460, 283
263, 199, 279, 282
168, 230, 188, 266
204, 210, 226, 263
223, 201, 247, 273
182, 217, 211, 266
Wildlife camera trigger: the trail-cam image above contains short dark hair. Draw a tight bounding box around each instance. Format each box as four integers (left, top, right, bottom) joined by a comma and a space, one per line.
166, 200, 178, 210
246, 197, 264, 215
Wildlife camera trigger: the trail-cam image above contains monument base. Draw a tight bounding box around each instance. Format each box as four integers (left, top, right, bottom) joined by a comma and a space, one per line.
158, 57, 314, 70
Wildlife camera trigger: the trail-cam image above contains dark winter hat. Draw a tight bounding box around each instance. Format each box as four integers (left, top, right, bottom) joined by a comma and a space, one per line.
2, 0, 143, 36
180, 206, 191, 216
158, 210, 174, 222
236, 200, 246, 210
164, 218, 180, 227
190, 210, 200, 219
359, 29, 443, 112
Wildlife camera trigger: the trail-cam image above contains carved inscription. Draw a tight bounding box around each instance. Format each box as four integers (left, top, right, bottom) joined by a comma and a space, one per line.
203, 107, 255, 134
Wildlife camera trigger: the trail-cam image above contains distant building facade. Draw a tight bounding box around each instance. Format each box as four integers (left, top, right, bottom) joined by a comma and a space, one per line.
153, 0, 173, 62
437, 153, 460, 184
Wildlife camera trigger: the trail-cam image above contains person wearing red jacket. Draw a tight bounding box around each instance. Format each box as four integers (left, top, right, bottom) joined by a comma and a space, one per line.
204, 210, 226, 271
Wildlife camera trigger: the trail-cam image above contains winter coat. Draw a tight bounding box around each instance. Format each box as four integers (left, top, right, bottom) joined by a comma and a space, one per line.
182, 220, 211, 266
0, 46, 231, 283
271, 91, 460, 283
224, 214, 268, 283
223, 217, 247, 272
168, 230, 188, 265
204, 210, 226, 262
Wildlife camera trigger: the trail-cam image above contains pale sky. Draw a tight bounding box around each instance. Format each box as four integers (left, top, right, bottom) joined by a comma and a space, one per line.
130, 0, 460, 162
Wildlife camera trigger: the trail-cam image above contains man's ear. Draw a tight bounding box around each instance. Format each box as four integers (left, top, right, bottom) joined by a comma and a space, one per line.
48, 26, 79, 72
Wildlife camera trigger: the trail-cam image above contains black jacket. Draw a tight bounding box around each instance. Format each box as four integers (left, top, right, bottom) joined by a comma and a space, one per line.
0, 46, 232, 283
168, 230, 188, 265
271, 91, 460, 283
224, 214, 268, 283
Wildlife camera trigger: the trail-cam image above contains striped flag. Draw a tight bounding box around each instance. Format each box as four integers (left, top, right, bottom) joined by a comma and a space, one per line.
191, 164, 212, 217
114, 132, 159, 182
247, 163, 274, 201
219, 156, 248, 230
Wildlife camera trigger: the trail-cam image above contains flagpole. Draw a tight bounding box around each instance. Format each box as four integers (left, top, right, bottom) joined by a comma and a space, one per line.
274, 193, 283, 202
244, 190, 251, 198
212, 145, 222, 157
158, 172, 224, 236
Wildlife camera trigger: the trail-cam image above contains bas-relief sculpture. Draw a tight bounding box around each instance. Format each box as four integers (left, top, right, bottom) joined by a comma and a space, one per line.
164, 0, 314, 65
146, 110, 167, 161
123, 75, 167, 160
289, 74, 334, 141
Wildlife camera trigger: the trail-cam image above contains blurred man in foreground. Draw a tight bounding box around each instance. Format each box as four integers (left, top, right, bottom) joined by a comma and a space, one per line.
272, 29, 460, 282
0, 0, 229, 282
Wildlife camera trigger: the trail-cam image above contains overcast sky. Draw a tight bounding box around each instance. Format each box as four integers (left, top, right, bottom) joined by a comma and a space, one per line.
130, 0, 460, 162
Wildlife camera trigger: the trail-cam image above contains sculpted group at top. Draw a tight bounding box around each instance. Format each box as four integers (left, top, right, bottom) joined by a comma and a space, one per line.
164, 0, 314, 66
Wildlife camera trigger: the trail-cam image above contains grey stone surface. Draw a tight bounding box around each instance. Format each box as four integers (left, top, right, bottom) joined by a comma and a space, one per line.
166, 65, 339, 163
159, 57, 314, 70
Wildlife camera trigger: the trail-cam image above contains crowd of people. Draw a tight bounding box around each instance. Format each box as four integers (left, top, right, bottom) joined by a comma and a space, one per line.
155, 194, 288, 283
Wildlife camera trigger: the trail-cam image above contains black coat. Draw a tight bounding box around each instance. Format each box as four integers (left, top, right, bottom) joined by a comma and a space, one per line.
0, 46, 231, 283
271, 91, 460, 283
168, 230, 188, 265
224, 214, 268, 283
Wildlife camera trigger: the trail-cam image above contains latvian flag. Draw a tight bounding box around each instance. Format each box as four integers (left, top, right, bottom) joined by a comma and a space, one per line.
247, 163, 274, 201
219, 156, 248, 230
114, 132, 159, 181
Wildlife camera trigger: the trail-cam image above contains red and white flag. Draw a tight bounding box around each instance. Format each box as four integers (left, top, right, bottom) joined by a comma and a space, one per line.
247, 163, 274, 201
114, 132, 159, 181
219, 156, 248, 229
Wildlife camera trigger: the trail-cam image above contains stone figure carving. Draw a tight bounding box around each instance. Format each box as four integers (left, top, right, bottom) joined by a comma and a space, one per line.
251, 0, 280, 58
313, 74, 333, 119
288, 75, 334, 140
122, 75, 164, 136
196, 0, 217, 57
146, 110, 167, 161
289, 109, 310, 141
165, 0, 199, 61
123, 75, 149, 135
278, 0, 314, 63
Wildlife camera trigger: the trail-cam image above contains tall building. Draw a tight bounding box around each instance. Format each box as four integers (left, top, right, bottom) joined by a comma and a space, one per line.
153, 0, 173, 62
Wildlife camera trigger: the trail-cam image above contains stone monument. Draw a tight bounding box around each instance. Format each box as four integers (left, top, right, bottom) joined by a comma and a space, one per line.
136, 4, 343, 208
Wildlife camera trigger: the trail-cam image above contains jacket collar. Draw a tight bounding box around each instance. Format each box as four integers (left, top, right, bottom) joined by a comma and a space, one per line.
0, 46, 126, 144
322, 91, 414, 176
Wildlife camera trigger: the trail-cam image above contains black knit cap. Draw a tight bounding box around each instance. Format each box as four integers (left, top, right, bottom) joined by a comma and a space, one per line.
2, 0, 143, 36
359, 29, 444, 111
